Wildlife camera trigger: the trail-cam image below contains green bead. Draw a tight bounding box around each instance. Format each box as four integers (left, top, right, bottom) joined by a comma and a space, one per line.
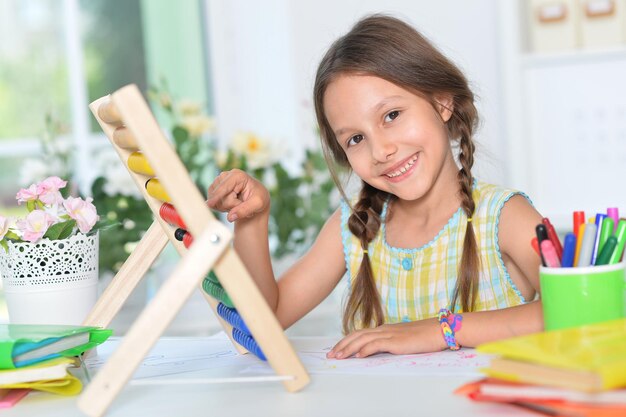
202, 279, 234, 308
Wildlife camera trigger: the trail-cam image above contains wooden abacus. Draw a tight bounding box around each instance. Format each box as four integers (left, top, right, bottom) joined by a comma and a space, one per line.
78, 84, 309, 417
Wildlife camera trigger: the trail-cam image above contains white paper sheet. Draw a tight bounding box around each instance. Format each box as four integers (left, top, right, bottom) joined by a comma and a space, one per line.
85, 336, 492, 382
84, 337, 251, 380
244, 337, 491, 377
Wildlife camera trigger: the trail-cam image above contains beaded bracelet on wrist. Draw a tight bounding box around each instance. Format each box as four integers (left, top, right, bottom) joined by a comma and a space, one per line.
437, 308, 462, 351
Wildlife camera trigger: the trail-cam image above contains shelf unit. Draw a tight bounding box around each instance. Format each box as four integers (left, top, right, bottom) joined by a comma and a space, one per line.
499, 2, 626, 231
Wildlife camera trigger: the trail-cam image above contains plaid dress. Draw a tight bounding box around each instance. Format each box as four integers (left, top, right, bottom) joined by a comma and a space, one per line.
340, 181, 529, 323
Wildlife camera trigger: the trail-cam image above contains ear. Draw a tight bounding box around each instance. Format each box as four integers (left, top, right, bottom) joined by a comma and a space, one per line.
434, 94, 454, 122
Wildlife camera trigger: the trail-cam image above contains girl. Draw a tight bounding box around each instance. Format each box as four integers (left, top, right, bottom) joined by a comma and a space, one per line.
207, 14, 543, 358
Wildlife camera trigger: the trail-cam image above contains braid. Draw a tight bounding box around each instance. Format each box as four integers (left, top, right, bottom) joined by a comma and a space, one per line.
343, 182, 386, 333
450, 108, 480, 313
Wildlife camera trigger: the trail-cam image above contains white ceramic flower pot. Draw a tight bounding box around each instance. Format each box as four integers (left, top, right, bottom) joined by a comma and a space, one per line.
0, 232, 98, 325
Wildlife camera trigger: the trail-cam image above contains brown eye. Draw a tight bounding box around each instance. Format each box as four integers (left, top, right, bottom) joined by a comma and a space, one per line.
347, 134, 364, 147
385, 111, 399, 122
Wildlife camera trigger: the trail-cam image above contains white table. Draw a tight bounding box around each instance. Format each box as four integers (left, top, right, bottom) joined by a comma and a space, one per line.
5, 337, 533, 417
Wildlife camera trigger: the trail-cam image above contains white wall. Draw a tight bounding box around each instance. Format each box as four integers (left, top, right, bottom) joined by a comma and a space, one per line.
205, 0, 507, 182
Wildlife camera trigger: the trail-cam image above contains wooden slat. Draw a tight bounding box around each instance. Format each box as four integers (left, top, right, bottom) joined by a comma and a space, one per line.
77, 223, 231, 417
82, 221, 167, 328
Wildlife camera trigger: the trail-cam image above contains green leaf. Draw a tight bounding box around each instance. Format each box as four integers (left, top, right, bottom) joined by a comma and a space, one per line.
4, 231, 21, 241
0, 240, 8, 253
88, 219, 120, 235
44, 220, 76, 240
172, 126, 189, 148
26, 200, 36, 212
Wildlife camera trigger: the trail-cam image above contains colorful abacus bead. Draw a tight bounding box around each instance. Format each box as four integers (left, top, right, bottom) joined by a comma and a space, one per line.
232, 327, 266, 361
145, 178, 171, 202
216, 303, 251, 335
202, 279, 234, 308
159, 203, 187, 229
127, 152, 155, 176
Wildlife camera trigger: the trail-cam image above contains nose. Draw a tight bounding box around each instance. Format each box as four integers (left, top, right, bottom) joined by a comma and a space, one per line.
370, 134, 397, 163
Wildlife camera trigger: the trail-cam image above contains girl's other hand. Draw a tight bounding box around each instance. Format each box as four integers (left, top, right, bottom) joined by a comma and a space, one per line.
206, 169, 270, 222
326, 318, 447, 359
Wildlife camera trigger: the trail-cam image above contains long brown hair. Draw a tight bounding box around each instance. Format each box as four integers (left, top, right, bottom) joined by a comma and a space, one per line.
313, 14, 480, 333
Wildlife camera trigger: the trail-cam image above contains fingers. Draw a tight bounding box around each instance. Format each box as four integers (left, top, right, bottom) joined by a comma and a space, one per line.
206, 171, 239, 208
227, 194, 266, 222
327, 329, 389, 359
206, 170, 268, 222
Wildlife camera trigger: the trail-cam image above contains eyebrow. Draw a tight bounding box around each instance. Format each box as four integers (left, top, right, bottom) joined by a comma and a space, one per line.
333, 95, 404, 138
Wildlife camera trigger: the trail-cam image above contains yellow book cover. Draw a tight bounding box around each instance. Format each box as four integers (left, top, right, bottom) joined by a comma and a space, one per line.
477, 318, 626, 392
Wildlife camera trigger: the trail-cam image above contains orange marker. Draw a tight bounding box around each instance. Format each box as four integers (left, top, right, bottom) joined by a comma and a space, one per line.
530, 237, 540, 257
573, 223, 586, 266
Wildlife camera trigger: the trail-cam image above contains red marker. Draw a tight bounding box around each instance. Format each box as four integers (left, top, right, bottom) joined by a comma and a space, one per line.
542, 218, 563, 262
573, 211, 585, 238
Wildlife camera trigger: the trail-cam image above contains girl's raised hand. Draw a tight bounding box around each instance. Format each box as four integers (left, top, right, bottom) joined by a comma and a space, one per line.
326, 319, 447, 359
206, 169, 270, 222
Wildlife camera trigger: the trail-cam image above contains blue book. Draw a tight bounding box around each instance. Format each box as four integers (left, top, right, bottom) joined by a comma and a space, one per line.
0, 324, 112, 369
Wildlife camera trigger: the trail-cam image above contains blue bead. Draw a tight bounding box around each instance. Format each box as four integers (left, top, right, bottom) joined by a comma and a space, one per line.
401, 257, 413, 271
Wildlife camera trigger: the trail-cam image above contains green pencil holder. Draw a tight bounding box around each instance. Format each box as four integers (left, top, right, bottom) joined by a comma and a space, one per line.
540, 262, 626, 331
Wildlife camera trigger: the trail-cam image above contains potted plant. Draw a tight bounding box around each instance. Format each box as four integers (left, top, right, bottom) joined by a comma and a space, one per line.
0, 176, 102, 325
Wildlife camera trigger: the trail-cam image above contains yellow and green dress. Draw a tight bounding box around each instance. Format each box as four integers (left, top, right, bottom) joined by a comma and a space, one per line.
340, 181, 530, 323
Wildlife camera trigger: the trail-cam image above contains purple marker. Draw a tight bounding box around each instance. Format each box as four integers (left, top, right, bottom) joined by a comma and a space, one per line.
607, 207, 619, 232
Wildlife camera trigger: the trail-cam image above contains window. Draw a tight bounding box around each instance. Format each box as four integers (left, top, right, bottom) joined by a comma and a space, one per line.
0, 0, 209, 212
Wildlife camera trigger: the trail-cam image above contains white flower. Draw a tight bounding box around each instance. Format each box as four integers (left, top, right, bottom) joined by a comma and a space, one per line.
103, 168, 141, 198
157, 92, 172, 109
50, 137, 72, 156
180, 114, 215, 137
177, 99, 203, 116
43, 203, 68, 223
231, 131, 275, 170
215, 149, 229, 168
94, 150, 141, 198
19, 159, 51, 187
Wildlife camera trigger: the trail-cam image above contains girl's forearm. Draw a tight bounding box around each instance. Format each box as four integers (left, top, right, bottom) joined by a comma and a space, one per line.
455, 301, 544, 348
233, 211, 278, 310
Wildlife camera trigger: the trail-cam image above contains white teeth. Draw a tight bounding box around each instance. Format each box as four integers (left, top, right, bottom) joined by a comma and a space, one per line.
385, 155, 417, 178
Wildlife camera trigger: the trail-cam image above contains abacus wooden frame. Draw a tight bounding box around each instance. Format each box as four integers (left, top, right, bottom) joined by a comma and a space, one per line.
78, 84, 309, 417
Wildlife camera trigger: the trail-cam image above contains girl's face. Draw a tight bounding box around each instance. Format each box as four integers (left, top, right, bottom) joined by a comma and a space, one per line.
324, 74, 457, 202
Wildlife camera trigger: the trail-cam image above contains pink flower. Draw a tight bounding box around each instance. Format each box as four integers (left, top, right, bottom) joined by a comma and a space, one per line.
16, 184, 39, 204
15, 210, 55, 243
63, 196, 98, 234
0, 215, 10, 240
37, 176, 67, 205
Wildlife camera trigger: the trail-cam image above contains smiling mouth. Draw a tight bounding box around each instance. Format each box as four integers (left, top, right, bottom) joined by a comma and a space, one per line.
384, 154, 418, 178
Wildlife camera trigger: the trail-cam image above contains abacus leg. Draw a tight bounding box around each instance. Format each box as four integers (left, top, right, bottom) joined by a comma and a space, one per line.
82, 221, 169, 329
77, 224, 229, 417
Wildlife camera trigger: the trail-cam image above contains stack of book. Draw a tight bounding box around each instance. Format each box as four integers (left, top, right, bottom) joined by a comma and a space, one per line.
456, 318, 626, 417
0, 324, 111, 408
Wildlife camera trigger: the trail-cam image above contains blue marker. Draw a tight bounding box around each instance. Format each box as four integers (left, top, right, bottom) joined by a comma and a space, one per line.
560, 232, 576, 268
590, 214, 606, 265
